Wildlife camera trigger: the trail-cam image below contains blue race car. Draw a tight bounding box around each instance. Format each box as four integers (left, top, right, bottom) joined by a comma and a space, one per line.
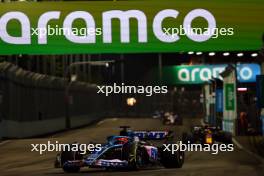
55, 126, 184, 173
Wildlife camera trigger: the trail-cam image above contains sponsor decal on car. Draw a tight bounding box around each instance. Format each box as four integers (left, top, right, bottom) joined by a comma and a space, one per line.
133, 131, 169, 139
95, 159, 128, 167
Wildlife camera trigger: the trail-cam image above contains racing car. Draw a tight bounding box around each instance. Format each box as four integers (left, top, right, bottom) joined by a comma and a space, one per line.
55, 126, 184, 173
162, 112, 182, 125
152, 111, 182, 125
182, 125, 232, 145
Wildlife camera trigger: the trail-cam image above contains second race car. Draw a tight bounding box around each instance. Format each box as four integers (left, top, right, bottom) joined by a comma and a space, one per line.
182, 125, 233, 145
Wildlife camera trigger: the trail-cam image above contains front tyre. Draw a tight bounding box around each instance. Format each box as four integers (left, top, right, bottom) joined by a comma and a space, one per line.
160, 146, 184, 168
60, 151, 82, 173
128, 146, 148, 170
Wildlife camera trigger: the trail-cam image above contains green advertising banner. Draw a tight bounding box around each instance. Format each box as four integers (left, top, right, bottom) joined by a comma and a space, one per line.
225, 83, 235, 111
222, 66, 237, 134
161, 64, 260, 84
0, 0, 263, 55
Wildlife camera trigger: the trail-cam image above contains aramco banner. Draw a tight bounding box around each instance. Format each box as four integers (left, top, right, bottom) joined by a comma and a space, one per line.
222, 66, 237, 135
162, 64, 260, 84
0, 1, 263, 55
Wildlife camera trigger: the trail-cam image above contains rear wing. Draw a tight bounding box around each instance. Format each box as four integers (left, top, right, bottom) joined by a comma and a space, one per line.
193, 126, 218, 131
133, 130, 173, 140
119, 126, 173, 140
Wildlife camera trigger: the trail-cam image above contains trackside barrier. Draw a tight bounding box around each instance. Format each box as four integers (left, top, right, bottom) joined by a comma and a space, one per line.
0, 62, 106, 138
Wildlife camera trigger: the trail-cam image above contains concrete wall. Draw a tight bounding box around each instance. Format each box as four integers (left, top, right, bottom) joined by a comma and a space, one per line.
0, 115, 101, 138
0, 118, 65, 138
0, 62, 106, 139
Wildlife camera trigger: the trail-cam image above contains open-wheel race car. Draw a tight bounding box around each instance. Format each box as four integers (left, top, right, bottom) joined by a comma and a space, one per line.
182, 125, 233, 145
54, 126, 184, 173
152, 111, 183, 125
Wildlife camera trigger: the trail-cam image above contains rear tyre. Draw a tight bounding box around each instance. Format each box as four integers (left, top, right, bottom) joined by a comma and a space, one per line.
219, 132, 233, 144
182, 132, 193, 144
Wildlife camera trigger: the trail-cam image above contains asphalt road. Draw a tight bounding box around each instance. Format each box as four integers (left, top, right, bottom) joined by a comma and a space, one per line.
0, 117, 264, 176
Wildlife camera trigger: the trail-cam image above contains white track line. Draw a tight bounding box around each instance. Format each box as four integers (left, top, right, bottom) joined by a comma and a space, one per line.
200, 119, 206, 126
232, 138, 243, 149
97, 118, 118, 126
97, 120, 106, 126
0, 140, 10, 146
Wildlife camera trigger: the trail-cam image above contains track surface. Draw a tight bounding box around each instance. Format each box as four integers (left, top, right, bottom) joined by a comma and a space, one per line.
0, 117, 264, 176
